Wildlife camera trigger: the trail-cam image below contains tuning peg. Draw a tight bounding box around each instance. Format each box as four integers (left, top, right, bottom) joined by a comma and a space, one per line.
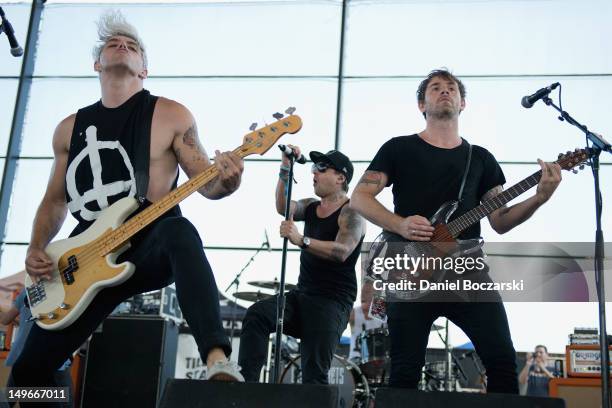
272, 112, 284, 120
558, 153, 564, 158
285, 107, 296, 115
579, 164, 585, 170
566, 151, 571, 156
249, 123, 257, 131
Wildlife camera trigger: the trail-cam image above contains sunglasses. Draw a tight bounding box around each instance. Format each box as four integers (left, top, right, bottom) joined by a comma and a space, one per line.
311, 162, 333, 173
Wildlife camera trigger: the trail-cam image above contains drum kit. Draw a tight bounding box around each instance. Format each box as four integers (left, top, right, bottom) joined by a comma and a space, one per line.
233, 282, 478, 407
233, 279, 297, 303
280, 354, 371, 408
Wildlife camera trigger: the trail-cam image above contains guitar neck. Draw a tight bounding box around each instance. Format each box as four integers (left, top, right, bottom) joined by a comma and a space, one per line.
446, 169, 543, 238
98, 146, 246, 255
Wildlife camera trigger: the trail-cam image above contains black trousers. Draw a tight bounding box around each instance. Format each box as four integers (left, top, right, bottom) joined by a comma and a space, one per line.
239, 290, 351, 384
11, 216, 230, 407
387, 301, 519, 394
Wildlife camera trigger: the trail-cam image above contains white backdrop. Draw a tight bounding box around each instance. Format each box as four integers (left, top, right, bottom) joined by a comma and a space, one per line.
0, 0, 610, 355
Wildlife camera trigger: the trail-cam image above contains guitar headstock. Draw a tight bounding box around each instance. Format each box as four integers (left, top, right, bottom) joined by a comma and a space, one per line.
555, 148, 589, 173
238, 109, 303, 158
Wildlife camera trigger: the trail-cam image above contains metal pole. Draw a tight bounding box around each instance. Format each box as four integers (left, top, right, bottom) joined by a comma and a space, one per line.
333, 0, 348, 150
0, 0, 46, 259
271, 155, 296, 383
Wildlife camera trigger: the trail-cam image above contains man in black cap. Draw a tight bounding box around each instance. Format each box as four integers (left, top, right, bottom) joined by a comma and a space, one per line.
238, 145, 366, 384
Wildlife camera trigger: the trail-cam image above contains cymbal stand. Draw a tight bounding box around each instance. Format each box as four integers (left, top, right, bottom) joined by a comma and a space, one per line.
224, 238, 268, 341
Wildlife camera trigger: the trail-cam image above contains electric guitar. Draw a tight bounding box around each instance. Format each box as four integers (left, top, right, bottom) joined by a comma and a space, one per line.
366, 148, 590, 300
25, 112, 303, 330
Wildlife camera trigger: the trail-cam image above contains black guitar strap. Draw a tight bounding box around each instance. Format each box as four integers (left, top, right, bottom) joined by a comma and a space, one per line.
457, 142, 472, 203
133, 90, 158, 204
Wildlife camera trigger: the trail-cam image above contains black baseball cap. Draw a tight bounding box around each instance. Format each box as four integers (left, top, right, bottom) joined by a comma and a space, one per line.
309, 150, 354, 184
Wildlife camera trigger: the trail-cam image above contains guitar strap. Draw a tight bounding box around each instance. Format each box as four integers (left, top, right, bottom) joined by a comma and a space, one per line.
133, 90, 159, 204
457, 142, 473, 203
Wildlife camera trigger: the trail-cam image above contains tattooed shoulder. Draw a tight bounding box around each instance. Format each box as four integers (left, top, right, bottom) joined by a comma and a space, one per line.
358, 171, 383, 186
182, 124, 198, 147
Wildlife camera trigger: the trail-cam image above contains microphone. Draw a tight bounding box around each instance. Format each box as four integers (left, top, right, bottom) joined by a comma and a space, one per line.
264, 229, 271, 252
0, 7, 24, 57
521, 82, 559, 108
278, 144, 306, 164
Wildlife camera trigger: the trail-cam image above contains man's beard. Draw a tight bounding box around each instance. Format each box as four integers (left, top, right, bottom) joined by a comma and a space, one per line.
429, 105, 456, 121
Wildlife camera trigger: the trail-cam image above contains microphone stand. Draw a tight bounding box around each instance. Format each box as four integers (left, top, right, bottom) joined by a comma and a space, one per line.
272, 146, 298, 383
224, 239, 268, 342
542, 95, 611, 407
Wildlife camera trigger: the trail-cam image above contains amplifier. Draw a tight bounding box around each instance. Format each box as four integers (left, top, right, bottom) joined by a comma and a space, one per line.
549, 378, 601, 408
566, 345, 612, 377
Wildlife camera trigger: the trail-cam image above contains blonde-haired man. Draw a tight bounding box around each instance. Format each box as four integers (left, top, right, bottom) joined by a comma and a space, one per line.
14, 11, 245, 398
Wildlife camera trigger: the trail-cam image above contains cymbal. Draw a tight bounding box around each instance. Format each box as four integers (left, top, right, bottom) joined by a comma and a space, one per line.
233, 291, 272, 302
248, 280, 297, 291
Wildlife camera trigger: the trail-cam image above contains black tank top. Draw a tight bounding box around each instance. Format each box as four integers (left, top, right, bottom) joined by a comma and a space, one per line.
65, 89, 179, 236
298, 200, 363, 305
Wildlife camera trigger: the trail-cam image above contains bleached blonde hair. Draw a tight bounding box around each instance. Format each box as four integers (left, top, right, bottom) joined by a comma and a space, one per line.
92, 10, 148, 69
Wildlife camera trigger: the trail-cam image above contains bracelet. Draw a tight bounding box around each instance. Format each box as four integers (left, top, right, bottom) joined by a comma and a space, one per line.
279, 172, 289, 182
279, 165, 290, 173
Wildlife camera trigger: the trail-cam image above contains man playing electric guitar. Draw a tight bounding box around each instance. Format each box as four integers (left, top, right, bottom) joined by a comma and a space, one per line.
15, 11, 245, 397
351, 69, 562, 394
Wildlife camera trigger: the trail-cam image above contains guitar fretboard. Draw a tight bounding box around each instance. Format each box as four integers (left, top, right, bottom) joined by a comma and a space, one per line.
446, 170, 542, 237
96, 145, 249, 256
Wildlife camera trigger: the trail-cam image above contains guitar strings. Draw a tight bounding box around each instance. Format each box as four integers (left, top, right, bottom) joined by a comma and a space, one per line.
58, 146, 246, 282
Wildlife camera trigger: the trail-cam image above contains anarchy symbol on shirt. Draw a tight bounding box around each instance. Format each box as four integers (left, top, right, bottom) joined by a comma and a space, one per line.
66, 125, 136, 221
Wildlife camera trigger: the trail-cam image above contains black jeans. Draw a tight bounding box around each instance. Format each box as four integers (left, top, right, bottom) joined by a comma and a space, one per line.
239, 290, 351, 384
387, 301, 518, 394
11, 216, 230, 407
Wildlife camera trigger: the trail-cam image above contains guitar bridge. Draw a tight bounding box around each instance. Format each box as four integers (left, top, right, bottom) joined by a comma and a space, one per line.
26, 282, 47, 307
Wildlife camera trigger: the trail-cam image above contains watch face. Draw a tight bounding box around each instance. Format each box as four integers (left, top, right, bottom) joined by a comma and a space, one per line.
303, 237, 310, 247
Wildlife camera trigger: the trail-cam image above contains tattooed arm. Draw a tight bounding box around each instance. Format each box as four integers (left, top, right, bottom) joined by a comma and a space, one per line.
486, 159, 561, 234
350, 170, 433, 240
171, 106, 243, 200
350, 170, 401, 230
274, 144, 317, 220
281, 205, 366, 263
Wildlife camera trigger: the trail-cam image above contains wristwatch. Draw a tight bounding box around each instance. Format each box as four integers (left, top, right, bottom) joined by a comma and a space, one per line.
301, 236, 311, 249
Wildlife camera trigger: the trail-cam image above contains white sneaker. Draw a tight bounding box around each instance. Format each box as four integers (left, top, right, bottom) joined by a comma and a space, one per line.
206, 360, 245, 382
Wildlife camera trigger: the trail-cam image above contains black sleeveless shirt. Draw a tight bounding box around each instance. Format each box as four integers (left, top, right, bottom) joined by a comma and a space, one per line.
298, 200, 363, 305
65, 89, 179, 236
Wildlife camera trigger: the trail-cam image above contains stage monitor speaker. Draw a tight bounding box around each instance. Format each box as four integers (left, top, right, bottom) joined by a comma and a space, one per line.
160, 379, 341, 408
550, 377, 601, 408
80, 315, 178, 408
375, 388, 565, 408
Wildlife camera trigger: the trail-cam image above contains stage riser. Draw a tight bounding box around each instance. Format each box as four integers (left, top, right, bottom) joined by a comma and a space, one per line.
160, 379, 341, 408
375, 388, 566, 408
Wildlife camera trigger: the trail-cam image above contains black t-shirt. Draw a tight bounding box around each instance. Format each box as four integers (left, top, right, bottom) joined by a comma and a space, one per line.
299, 201, 363, 306
367, 135, 506, 239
